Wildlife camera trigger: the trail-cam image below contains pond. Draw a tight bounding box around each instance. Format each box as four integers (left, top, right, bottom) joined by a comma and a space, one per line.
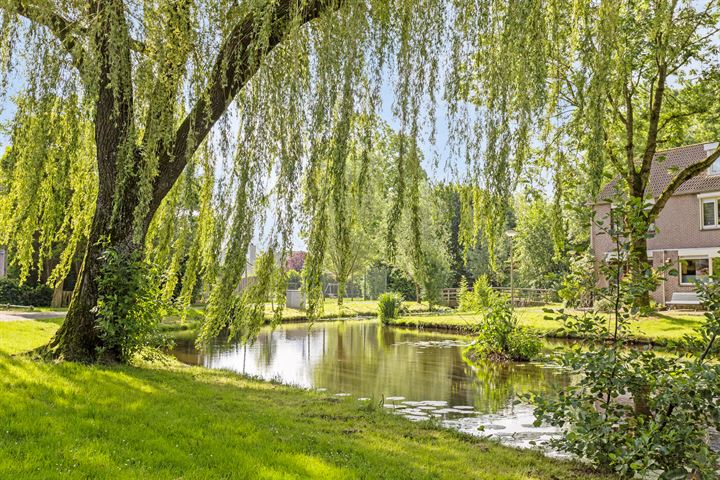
171, 319, 570, 452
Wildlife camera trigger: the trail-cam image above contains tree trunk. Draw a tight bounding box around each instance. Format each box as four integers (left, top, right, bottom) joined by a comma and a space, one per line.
629, 234, 651, 308
44, 187, 145, 362
36, 0, 341, 363
337, 278, 345, 307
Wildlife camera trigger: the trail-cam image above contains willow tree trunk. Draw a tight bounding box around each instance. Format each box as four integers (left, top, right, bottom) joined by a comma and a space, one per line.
45, 2, 143, 362
47, 109, 147, 362
40, 0, 340, 363
47, 199, 144, 362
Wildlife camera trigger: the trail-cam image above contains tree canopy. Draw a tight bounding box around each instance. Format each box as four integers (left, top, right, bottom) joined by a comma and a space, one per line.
0, 0, 718, 360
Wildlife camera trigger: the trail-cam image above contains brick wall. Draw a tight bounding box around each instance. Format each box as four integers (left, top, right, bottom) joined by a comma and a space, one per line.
592, 193, 720, 305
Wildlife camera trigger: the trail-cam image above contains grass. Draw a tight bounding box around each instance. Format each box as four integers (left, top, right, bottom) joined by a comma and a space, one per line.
158, 299, 439, 335
0, 320, 614, 479
389, 304, 706, 344
274, 298, 435, 320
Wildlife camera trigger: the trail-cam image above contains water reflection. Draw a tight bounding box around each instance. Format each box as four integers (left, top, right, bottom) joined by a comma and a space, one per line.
172, 319, 567, 450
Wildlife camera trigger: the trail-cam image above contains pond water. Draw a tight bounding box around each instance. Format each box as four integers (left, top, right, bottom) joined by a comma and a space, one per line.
171, 319, 570, 452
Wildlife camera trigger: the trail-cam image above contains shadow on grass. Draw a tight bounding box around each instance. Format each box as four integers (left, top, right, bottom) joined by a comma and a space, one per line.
0, 353, 613, 479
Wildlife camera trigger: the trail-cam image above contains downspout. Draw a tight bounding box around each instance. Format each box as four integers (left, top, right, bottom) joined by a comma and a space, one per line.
662, 250, 666, 307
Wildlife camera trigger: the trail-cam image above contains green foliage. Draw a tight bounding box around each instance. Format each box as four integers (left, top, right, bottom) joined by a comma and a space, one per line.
0, 96, 96, 287
95, 247, 168, 362
377, 292, 403, 325
0, 278, 53, 307
458, 275, 493, 313
394, 180, 452, 307
532, 198, 720, 478
466, 291, 542, 361
514, 196, 567, 289
199, 249, 287, 346
434, 185, 476, 286
457, 276, 469, 303
558, 252, 596, 308
286, 269, 302, 290
418, 248, 450, 309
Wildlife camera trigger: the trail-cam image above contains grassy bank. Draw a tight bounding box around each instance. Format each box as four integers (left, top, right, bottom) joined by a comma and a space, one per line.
159, 299, 437, 335
0, 320, 613, 479
389, 305, 705, 344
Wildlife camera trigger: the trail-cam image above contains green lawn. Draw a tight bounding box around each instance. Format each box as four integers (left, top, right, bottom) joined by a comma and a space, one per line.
276, 298, 435, 320
389, 305, 706, 344
160, 299, 437, 334
0, 320, 613, 479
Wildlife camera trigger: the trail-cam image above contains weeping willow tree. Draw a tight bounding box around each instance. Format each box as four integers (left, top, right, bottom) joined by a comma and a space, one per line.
0, 0, 584, 362
323, 115, 388, 307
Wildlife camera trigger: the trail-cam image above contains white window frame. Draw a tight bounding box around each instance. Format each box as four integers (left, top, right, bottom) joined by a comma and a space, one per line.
697, 192, 720, 230
679, 256, 712, 286
699, 197, 720, 230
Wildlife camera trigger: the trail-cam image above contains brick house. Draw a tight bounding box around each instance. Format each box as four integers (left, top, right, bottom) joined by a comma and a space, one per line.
592, 142, 720, 306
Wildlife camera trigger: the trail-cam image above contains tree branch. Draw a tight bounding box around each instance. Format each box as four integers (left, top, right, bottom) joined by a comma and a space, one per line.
622, 82, 636, 180
1, 0, 146, 70
639, 62, 668, 191
649, 145, 720, 218
3, 0, 86, 68
146, 0, 344, 223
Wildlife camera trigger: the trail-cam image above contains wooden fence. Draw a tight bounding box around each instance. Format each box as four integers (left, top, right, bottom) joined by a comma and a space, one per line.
441, 287, 558, 308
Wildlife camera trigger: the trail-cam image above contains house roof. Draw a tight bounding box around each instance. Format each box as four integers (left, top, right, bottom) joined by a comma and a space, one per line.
598, 142, 720, 202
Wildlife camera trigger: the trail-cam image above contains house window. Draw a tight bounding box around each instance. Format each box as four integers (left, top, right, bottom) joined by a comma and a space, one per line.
680, 257, 710, 285
702, 199, 720, 228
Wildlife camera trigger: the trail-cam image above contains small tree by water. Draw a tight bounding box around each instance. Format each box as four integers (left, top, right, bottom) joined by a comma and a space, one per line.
465, 290, 542, 362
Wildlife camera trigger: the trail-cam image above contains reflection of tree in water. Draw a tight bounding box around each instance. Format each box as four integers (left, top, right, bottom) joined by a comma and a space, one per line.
311, 324, 488, 406
174, 321, 569, 415
463, 357, 571, 413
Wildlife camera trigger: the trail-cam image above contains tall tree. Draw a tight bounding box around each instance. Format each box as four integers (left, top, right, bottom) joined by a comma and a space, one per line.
1, 0, 349, 361
464, 0, 720, 306
325, 118, 387, 306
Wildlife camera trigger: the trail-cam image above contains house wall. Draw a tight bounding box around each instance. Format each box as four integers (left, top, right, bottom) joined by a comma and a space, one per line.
592, 193, 720, 305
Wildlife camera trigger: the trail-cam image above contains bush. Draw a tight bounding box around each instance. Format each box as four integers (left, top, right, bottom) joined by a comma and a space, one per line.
465, 290, 541, 361
95, 248, 168, 362
377, 292, 403, 325
558, 252, 595, 308
506, 328, 542, 361
458, 275, 493, 312
286, 269, 302, 290
0, 277, 53, 307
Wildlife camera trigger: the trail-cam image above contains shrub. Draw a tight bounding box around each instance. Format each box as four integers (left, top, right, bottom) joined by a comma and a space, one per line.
458, 275, 493, 312
286, 269, 302, 290
558, 252, 595, 308
377, 292, 403, 325
95, 247, 168, 362
506, 328, 542, 361
0, 277, 53, 307
465, 290, 541, 361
